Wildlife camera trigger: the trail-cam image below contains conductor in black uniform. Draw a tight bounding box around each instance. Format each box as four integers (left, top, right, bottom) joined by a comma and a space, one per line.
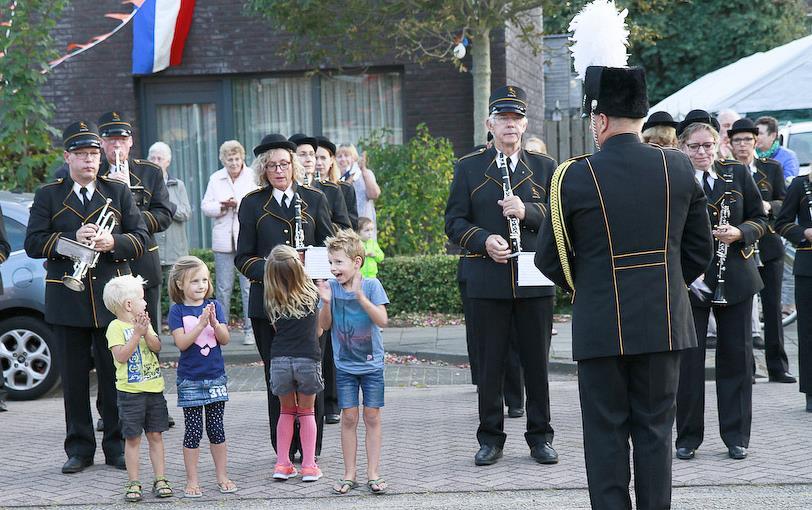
235, 134, 334, 454
97, 111, 174, 333
674, 110, 768, 462
445, 85, 559, 466
728, 118, 795, 383
536, 67, 714, 509
24, 121, 150, 473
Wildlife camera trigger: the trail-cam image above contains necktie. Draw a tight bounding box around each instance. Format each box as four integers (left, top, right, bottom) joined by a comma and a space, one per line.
281, 194, 289, 209
80, 187, 89, 211
508, 158, 514, 173
703, 176, 713, 197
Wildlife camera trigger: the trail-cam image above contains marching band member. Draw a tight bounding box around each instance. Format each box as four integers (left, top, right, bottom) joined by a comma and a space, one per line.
290, 133, 352, 231
316, 136, 359, 231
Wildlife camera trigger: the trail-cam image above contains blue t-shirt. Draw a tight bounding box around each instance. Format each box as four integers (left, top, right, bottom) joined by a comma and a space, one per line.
168, 299, 227, 381
328, 278, 389, 374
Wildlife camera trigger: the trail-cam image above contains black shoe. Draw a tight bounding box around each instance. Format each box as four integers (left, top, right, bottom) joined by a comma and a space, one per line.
95, 418, 104, 432
0, 399, 7, 412
507, 407, 524, 418
105, 454, 127, 470
728, 446, 747, 459
675, 447, 695, 460
705, 336, 717, 349
168, 414, 175, 428
474, 445, 503, 466
752, 335, 765, 350
530, 442, 559, 464
325, 414, 341, 424
768, 371, 797, 383
62, 456, 93, 474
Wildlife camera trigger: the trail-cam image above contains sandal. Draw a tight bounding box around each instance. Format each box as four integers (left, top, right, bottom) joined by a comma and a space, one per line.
218, 480, 238, 494
184, 485, 202, 498
367, 478, 387, 494
152, 477, 173, 498
125, 480, 142, 502
332, 479, 358, 494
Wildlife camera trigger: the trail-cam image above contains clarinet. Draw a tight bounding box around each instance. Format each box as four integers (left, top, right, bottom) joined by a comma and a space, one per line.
497, 151, 522, 256
294, 193, 305, 251
711, 168, 732, 305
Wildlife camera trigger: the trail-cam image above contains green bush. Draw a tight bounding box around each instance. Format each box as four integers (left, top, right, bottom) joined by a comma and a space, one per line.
377, 255, 462, 316
364, 123, 455, 256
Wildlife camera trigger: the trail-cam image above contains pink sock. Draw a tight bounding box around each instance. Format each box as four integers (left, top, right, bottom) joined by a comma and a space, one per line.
297, 406, 317, 468
276, 406, 297, 466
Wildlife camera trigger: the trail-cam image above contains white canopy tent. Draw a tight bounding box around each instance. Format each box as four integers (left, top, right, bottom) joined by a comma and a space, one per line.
651, 34, 812, 118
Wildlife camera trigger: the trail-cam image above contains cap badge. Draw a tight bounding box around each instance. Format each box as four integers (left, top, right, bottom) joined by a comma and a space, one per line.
506, 86, 516, 97
112, 112, 120, 121
79, 122, 88, 130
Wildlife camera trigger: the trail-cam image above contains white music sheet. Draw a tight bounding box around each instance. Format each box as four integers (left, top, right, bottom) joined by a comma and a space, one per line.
517, 252, 554, 287
303, 246, 333, 280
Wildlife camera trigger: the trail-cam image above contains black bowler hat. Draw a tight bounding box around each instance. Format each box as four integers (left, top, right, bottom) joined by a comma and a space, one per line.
97, 111, 133, 137
315, 136, 336, 156
62, 121, 102, 152
289, 133, 318, 150
677, 109, 720, 136
253, 134, 297, 157
727, 118, 759, 139
583, 66, 649, 119
642, 111, 678, 132
489, 85, 527, 116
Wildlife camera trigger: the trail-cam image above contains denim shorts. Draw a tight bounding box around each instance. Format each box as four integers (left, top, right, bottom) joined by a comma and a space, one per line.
269, 357, 324, 396
176, 374, 229, 408
336, 368, 385, 409
117, 391, 169, 438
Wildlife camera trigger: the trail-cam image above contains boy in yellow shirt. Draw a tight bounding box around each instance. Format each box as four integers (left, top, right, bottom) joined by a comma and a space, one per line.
358, 217, 384, 278
103, 275, 173, 502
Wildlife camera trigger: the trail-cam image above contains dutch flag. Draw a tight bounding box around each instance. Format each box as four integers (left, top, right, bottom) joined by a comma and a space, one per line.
132, 0, 196, 75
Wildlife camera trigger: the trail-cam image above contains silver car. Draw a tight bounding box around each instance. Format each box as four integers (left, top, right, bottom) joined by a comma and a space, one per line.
0, 190, 59, 400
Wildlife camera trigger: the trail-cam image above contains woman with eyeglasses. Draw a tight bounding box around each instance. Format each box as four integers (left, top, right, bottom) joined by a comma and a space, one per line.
316, 136, 359, 231
674, 110, 767, 462
235, 134, 334, 459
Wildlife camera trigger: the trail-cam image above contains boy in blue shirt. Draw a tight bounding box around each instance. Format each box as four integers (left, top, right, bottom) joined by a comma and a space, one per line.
318, 229, 389, 494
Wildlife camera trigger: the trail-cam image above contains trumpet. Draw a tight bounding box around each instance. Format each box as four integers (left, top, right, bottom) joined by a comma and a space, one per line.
113, 149, 129, 175
58, 199, 118, 292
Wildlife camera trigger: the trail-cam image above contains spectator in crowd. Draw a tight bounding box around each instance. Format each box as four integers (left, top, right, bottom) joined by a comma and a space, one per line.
642, 111, 679, 147
318, 137, 358, 230
756, 116, 800, 180
524, 136, 548, 154
717, 109, 741, 160
358, 217, 384, 279
201, 141, 259, 345
336, 143, 380, 232
148, 142, 191, 321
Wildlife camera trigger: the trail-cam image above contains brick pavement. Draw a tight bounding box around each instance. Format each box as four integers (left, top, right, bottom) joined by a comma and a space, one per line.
2, 376, 809, 506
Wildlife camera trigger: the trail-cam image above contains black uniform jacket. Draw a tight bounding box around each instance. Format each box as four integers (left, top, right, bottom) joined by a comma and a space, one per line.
752, 158, 786, 262
776, 175, 812, 276
99, 159, 174, 288
312, 180, 351, 230
235, 182, 335, 318
690, 159, 768, 308
24, 176, 150, 328
445, 146, 557, 300
338, 180, 359, 230
0, 208, 11, 292
536, 134, 714, 361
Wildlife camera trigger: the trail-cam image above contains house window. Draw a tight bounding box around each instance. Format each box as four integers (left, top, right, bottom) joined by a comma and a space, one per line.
321, 72, 402, 145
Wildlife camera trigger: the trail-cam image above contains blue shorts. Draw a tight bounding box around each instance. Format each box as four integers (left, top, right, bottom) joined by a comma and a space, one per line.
335, 368, 385, 409
176, 374, 229, 408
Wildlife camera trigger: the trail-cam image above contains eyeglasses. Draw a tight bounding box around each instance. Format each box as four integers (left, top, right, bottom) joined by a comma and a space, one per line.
730, 137, 755, 145
685, 142, 715, 153
72, 151, 101, 159
491, 115, 523, 124
266, 161, 291, 171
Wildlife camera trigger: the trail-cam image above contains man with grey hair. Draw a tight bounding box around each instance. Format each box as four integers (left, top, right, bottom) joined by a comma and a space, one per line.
717, 109, 741, 160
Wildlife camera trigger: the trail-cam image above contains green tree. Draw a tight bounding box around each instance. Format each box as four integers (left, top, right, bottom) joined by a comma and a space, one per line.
543, 0, 809, 104
244, 0, 544, 146
363, 123, 455, 256
0, 0, 66, 191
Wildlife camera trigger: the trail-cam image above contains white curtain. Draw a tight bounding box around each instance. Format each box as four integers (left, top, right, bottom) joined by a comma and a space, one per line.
321, 72, 403, 145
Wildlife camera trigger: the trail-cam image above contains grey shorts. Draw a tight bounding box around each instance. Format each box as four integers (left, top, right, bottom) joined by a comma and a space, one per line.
117, 391, 169, 438
269, 357, 324, 396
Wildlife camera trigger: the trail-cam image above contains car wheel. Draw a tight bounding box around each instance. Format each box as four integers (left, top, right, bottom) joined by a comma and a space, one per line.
0, 316, 59, 400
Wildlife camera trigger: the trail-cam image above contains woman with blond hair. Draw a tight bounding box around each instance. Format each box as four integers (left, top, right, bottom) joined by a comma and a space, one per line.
336, 143, 380, 229
316, 136, 358, 230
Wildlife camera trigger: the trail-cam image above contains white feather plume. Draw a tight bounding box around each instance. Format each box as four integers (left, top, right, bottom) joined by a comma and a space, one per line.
568, 0, 630, 80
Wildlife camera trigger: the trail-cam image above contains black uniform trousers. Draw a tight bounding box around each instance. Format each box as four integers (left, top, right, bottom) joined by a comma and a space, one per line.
759, 258, 790, 374
252, 318, 325, 457
52, 325, 123, 460
468, 296, 553, 448
676, 298, 754, 450
796, 275, 812, 394
321, 330, 339, 416
578, 350, 680, 510
458, 280, 524, 409
145, 284, 161, 335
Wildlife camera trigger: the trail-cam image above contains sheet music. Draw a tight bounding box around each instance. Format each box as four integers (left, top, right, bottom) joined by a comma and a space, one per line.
303, 246, 333, 280
517, 252, 554, 287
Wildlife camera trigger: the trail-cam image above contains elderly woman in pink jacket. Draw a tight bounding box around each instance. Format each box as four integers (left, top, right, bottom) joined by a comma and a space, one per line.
201, 140, 260, 344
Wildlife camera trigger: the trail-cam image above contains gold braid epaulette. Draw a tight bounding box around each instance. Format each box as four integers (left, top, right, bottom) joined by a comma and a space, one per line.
549, 158, 579, 291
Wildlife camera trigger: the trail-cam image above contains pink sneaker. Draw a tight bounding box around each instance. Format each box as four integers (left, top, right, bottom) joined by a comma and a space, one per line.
273, 463, 298, 480
301, 466, 323, 482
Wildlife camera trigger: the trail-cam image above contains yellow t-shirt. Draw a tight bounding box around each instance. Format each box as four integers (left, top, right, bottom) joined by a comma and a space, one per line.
106, 319, 165, 393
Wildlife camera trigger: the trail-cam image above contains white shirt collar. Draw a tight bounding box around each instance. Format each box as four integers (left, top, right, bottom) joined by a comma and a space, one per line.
272, 185, 294, 207
694, 167, 718, 183
498, 150, 520, 172
72, 181, 96, 201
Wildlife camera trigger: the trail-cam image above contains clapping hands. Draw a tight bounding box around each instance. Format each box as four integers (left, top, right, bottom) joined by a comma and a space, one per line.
133, 312, 150, 338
